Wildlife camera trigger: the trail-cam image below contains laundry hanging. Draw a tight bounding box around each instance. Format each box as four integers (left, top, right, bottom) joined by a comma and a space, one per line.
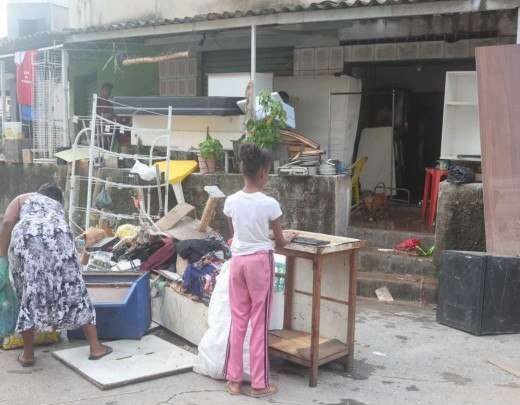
14, 51, 35, 106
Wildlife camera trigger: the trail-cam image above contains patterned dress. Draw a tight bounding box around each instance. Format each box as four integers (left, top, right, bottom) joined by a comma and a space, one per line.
8, 193, 96, 333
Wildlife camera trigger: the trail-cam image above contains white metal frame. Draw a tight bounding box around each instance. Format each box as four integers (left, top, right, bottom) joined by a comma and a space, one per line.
68, 95, 172, 233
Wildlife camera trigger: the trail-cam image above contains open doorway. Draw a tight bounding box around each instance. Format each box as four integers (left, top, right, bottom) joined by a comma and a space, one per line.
348, 59, 475, 233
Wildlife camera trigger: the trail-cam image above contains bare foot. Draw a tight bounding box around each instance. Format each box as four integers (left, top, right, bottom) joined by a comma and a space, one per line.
226, 381, 241, 395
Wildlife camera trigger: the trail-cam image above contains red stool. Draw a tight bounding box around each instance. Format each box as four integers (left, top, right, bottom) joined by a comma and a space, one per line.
421, 168, 448, 228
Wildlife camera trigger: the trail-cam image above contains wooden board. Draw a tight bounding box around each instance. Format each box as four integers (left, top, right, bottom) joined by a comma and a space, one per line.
154, 203, 195, 231
476, 45, 520, 256
278, 230, 364, 256
269, 329, 348, 366
53, 335, 196, 390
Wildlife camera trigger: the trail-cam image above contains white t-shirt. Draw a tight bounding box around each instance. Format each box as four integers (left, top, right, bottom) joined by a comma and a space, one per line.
223, 190, 283, 256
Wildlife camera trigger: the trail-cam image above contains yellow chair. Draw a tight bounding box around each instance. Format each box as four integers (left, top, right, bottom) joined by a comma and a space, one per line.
350, 157, 368, 208
155, 160, 198, 204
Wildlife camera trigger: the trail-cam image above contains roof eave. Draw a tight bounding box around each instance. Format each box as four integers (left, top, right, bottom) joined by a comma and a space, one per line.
65, 0, 520, 44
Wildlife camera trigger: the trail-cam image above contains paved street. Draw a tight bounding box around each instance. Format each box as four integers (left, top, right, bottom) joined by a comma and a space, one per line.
1, 298, 518, 405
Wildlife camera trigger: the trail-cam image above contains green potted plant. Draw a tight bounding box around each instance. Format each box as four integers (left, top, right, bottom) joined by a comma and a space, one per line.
198, 133, 224, 174
245, 91, 287, 150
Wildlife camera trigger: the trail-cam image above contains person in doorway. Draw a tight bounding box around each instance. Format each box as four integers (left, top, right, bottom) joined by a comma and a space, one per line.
0, 183, 112, 367
96, 82, 115, 118
223, 143, 296, 397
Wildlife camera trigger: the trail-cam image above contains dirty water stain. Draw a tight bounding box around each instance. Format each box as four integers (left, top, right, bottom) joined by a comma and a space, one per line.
320, 399, 367, 405
406, 385, 420, 391
496, 382, 520, 389
382, 380, 395, 385
384, 323, 397, 329
330, 358, 378, 380
395, 335, 408, 342
441, 372, 472, 386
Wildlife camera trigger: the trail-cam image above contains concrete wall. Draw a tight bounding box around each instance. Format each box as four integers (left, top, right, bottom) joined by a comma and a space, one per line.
7, 2, 69, 38
434, 182, 485, 266
183, 173, 350, 239
0, 163, 68, 214
0, 164, 350, 242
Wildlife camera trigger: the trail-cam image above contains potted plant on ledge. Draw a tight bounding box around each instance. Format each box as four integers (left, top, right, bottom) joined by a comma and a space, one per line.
245, 91, 287, 150
198, 133, 224, 174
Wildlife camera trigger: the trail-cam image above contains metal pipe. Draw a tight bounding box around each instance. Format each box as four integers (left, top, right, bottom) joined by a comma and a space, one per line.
0, 61, 6, 137
250, 24, 256, 115
61, 48, 70, 146
327, 91, 332, 159
517, 7, 520, 44
85, 94, 98, 230
147, 133, 169, 216
165, 105, 173, 213
68, 127, 91, 229
391, 89, 396, 195
0, 43, 64, 59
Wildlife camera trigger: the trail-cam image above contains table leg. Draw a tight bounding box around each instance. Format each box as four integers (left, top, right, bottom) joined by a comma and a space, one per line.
344, 250, 358, 372
310, 256, 322, 387
283, 256, 295, 330
421, 169, 431, 219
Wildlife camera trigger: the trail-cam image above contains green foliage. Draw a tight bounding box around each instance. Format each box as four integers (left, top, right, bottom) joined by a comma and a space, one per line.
245, 91, 287, 150
199, 135, 224, 160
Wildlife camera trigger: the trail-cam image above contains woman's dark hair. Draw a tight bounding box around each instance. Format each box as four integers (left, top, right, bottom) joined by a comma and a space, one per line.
239, 143, 272, 179
38, 183, 63, 204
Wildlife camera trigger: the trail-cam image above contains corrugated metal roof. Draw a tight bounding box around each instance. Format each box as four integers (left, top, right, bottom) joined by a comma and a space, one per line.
2, 0, 423, 52
67, 0, 425, 34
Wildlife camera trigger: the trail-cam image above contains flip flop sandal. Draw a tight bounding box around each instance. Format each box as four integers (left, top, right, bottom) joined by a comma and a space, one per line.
226, 382, 241, 396
18, 353, 35, 368
248, 385, 278, 398
88, 346, 113, 361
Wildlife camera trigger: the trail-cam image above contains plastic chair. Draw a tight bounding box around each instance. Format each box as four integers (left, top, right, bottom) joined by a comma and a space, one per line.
350, 157, 368, 208
421, 167, 448, 228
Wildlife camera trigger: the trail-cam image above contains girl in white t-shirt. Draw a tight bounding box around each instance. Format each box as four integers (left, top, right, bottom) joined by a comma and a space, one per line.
223, 143, 295, 398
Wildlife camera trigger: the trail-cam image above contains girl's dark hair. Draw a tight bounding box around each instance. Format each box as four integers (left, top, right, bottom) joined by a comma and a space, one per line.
38, 183, 63, 204
239, 143, 272, 179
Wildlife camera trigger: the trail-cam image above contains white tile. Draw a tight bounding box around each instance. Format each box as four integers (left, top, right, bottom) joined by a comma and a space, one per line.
53, 335, 196, 390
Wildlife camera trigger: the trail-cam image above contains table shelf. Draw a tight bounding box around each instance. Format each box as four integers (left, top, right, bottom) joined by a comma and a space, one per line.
269, 329, 349, 367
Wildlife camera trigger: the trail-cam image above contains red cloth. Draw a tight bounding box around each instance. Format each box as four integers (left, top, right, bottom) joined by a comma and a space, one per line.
140, 237, 176, 272
395, 238, 421, 251
15, 51, 35, 106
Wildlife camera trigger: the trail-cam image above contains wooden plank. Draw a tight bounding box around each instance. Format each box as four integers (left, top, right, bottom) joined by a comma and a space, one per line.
476, 44, 520, 256
284, 256, 295, 330
268, 330, 348, 365
154, 203, 195, 231
280, 230, 364, 255
345, 250, 358, 371
294, 289, 349, 306
310, 256, 322, 387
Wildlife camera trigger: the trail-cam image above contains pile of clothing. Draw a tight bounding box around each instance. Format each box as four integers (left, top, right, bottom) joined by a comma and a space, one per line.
177, 235, 231, 302
81, 225, 177, 273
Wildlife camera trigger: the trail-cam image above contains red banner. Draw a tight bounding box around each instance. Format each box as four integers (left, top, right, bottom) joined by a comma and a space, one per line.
15, 50, 35, 106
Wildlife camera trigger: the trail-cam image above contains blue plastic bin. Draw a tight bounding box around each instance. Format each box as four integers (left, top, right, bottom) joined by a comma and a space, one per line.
68, 272, 151, 340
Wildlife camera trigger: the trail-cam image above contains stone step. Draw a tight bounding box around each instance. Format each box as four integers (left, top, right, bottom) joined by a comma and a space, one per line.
357, 271, 438, 304
359, 248, 437, 277
347, 226, 435, 249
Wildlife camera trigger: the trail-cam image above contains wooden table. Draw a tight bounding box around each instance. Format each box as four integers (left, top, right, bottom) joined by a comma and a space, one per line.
270, 231, 365, 387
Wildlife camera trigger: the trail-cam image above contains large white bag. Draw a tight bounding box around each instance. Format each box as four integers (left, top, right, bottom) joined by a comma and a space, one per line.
194, 261, 252, 380
195, 256, 285, 380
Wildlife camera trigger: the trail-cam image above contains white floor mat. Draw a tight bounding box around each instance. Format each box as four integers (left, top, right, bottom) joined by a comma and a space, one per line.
53, 335, 196, 390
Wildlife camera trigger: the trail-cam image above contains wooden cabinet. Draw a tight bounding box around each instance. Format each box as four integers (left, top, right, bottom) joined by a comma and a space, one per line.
440, 71, 480, 161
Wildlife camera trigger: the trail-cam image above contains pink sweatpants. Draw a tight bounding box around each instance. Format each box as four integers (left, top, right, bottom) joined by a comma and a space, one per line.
225, 251, 273, 390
